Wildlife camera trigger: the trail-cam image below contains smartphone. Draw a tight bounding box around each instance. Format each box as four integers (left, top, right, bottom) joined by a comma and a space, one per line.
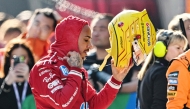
13, 55, 25, 66
12, 55, 25, 78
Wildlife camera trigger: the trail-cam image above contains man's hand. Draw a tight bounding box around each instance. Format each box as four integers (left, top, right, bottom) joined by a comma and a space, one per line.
111, 59, 134, 82
64, 51, 83, 68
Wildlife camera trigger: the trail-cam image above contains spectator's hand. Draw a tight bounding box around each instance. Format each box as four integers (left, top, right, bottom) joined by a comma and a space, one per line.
5, 59, 29, 85
111, 59, 133, 82
64, 51, 83, 68
14, 62, 30, 81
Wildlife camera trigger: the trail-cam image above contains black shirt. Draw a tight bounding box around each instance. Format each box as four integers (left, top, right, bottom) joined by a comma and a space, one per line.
0, 78, 32, 109
138, 58, 169, 109
84, 52, 141, 91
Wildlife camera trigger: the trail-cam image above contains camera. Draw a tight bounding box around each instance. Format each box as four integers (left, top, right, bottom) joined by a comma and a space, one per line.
12, 55, 25, 66
87, 64, 111, 91
85, 63, 111, 92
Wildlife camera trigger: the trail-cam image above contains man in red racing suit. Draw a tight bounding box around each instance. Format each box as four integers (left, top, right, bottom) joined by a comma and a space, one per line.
29, 15, 133, 109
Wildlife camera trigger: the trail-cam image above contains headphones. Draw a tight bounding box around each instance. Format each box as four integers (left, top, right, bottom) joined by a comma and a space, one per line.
153, 31, 173, 58
153, 41, 167, 57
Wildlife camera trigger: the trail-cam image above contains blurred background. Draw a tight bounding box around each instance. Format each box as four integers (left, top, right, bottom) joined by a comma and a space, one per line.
0, 0, 189, 32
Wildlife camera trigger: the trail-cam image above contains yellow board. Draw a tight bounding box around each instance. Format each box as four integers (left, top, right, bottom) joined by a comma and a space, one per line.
99, 9, 156, 71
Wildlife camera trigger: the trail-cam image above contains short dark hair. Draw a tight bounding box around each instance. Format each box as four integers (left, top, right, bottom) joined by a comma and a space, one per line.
32, 8, 58, 30
90, 13, 114, 28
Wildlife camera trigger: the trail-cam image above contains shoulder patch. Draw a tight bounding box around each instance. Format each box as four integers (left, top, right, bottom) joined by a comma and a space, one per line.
168, 79, 178, 85
168, 71, 179, 79
168, 85, 177, 91
60, 65, 69, 76
167, 92, 177, 97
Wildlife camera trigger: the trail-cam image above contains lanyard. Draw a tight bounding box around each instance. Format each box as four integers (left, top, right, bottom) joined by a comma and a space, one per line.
13, 81, 28, 109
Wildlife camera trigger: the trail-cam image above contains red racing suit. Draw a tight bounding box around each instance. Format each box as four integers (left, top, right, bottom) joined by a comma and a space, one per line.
29, 15, 122, 109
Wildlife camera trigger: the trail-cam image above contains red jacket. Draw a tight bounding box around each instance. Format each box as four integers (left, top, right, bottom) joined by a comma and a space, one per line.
29, 16, 121, 109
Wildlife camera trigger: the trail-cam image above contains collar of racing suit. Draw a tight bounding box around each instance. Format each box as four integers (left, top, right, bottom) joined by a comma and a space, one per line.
169, 49, 190, 71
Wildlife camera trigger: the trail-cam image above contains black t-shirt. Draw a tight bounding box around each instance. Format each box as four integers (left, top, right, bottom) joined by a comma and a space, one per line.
83, 52, 141, 91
